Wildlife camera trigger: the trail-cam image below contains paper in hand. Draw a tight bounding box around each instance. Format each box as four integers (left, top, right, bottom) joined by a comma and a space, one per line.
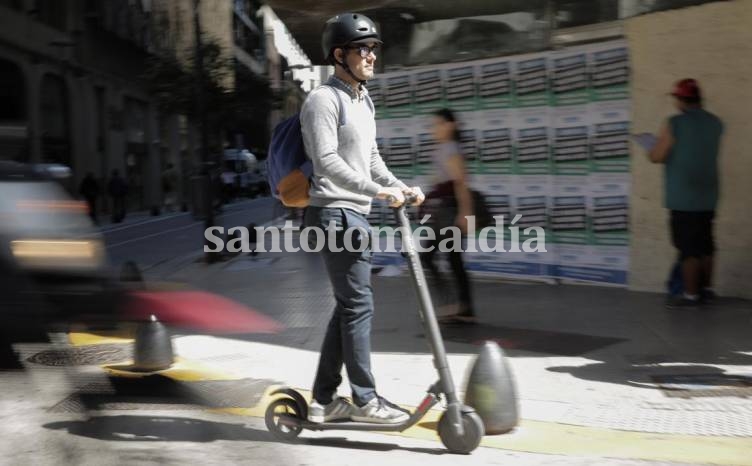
632, 133, 658, 151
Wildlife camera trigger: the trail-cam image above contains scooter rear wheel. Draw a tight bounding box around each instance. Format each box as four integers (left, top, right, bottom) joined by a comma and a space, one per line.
438, 410, 484, 454
265, 398, 303, 441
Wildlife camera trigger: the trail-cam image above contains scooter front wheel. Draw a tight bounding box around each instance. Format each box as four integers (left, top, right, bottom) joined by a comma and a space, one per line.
265, 398, 303, 442
438, 410, 484, 454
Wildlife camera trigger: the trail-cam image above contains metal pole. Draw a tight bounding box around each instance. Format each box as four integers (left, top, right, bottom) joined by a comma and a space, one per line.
193, 0, 217, 263
544, 0, 557, 49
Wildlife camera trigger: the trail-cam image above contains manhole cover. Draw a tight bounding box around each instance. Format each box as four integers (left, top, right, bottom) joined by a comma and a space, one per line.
652, 373, 752, 398
27, 344, 132, 366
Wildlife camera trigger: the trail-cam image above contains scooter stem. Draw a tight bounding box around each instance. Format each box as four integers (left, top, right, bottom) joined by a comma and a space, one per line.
393, 204, 462, 407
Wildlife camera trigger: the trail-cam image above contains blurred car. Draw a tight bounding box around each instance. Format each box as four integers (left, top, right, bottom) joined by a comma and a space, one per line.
0, 162, 286, 370
0, 161, 116, 347
222, 148, 267, 198
246, 165, 269, 198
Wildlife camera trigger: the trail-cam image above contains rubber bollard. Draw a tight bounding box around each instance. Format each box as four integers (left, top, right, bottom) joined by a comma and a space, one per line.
464, 340, 519, 434
133, 314, 174, 371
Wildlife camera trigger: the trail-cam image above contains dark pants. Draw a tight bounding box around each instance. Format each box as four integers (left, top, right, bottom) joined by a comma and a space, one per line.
85, 196, 98, 223
419, 188, 474, 314
304, 206, 376, 406
112, 196, 126, 223
421, 234, 473, 314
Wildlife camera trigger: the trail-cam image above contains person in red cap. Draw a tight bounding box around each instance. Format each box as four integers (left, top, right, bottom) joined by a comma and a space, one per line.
647, 78, 723, 308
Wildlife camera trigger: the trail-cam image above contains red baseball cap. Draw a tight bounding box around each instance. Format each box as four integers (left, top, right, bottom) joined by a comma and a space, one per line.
671, 78, 701, 99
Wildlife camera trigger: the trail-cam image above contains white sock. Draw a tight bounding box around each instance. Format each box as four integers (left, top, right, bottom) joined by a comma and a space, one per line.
683, 293, 699, 301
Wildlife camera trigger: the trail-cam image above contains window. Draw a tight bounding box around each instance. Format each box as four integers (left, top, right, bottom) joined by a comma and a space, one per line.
554, 0, 729, 27
555, 0, 619, 28
40, 74, 71, 165
0, 59, 25, 122
0, 0, 23, 11
94, 86, 106, 153
404, 6, 548, 66
37, 0, 68, 31
620, 0, 728, 17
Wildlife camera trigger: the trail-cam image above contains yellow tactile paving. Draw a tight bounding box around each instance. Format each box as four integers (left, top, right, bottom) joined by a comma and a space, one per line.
68, 330, 134, 346
234, 389, 752, 466
70, 332, 752, 465
102, 358, 241, 382
474, 420, 752, 466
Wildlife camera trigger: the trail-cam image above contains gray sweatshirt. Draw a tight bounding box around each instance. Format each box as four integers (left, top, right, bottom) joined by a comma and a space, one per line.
300, 76, 407, 215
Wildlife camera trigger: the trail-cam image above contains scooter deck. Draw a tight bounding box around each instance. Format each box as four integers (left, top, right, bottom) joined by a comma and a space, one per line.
279, 414, 416, 432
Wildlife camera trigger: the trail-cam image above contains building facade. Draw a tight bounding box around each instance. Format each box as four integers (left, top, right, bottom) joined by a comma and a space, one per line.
0, 0, 270, 215
0, 0, 166, 212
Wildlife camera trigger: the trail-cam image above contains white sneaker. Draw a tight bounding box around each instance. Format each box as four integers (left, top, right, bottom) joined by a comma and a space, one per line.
350, 396, 409, 424
307, 396, 353, 423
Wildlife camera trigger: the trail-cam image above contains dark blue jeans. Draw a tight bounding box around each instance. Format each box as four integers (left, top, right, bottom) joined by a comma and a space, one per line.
304, 206, 377, 407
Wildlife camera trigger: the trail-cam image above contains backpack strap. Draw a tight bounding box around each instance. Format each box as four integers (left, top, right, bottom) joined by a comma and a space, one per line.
323, 84, 375, 126
323, 84, 346, 127
364, 93, 375, 115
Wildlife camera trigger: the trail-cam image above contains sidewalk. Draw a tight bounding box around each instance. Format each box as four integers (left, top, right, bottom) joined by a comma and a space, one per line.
95, 196, 275, 231
95, 207, 189, 231
130, 239, 752, 463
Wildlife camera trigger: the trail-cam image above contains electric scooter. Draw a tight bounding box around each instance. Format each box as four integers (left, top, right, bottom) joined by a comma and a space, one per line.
264, 196, 484, 454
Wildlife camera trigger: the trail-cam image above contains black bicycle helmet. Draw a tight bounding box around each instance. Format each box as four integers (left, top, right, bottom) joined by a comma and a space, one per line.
321, 12, 382, 62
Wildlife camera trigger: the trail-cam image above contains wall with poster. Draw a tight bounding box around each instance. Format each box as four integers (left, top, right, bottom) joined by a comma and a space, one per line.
370, 39, 631, 286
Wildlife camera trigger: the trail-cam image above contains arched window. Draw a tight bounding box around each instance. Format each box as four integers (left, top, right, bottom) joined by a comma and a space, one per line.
0, 58, 27, 161
0, 58, 25, 122
36, 0, 68, 31
40, 73, 71, 166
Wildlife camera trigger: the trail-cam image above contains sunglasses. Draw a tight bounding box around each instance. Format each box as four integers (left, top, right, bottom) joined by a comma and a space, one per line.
347, 44, 379, 58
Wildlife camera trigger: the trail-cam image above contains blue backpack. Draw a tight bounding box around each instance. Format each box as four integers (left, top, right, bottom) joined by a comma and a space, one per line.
266, 84, 373, 207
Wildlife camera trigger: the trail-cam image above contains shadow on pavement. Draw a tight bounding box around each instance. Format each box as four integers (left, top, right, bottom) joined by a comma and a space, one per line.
44, 415, 449, 455
424, 324, 626, 356
44, 415, 275, 443
305, 437, 447, 455
46, 372, 277, 414
545, 299, 752, 391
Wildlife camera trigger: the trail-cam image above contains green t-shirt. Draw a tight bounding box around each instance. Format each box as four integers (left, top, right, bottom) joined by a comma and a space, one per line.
665, 108, 723, 212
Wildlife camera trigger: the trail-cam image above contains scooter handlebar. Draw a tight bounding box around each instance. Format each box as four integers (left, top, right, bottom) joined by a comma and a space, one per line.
386, 193, 419, 207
